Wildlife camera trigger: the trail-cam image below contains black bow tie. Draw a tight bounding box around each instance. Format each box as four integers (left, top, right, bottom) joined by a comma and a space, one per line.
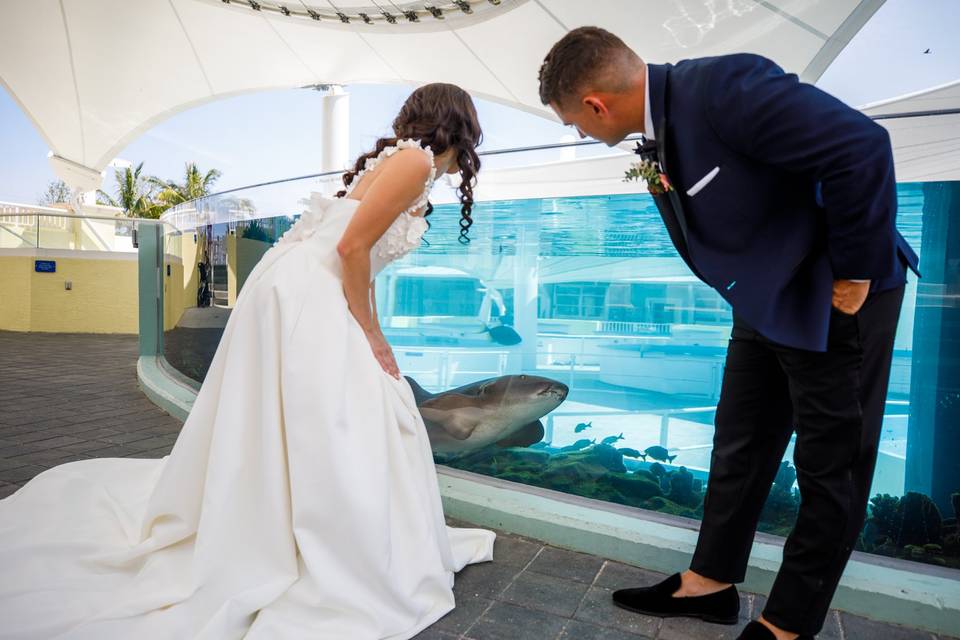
634, 136, 658, 162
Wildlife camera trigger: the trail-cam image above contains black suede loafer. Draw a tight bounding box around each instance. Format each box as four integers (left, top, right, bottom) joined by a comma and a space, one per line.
611, 572, 740, 624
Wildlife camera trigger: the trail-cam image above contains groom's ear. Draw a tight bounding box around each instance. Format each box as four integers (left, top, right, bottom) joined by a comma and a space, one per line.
582, 96, 609, 117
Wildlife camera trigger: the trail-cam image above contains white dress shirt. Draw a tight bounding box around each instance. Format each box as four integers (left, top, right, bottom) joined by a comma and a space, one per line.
644, 65, 655, 140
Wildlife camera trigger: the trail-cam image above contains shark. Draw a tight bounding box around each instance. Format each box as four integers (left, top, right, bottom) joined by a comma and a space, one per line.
405, 375, 569, 455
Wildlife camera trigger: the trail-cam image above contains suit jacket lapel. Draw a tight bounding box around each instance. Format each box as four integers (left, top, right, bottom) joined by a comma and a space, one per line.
648, 64, 669, 173
646, 64, 701, 278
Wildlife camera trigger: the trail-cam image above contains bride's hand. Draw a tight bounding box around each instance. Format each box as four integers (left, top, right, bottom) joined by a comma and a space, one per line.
365, 328, 400, 379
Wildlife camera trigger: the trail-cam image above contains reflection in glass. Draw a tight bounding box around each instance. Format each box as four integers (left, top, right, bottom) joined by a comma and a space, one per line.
160, 184, 959, 571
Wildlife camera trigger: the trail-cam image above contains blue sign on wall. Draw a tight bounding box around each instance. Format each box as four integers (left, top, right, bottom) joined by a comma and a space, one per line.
34, 260, 56, 273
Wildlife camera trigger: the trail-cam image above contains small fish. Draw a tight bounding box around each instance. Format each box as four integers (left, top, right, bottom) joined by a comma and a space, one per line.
617, 447, 644, 459
560, 438, 596, 452
643, 446, 677, 463
600, 433, 625, 446
574, 421, 593, 433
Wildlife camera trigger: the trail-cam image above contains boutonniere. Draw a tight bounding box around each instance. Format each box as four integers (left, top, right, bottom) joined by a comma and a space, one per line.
624, 141, 673, 195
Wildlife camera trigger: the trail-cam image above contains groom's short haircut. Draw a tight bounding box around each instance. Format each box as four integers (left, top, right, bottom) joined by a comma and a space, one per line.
539, 26, 641, 108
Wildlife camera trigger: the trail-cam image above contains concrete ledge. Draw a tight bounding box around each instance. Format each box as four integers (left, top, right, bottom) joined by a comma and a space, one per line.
137, 355, 195, 422
438, 468, 960, 637
138, 359, 960, 637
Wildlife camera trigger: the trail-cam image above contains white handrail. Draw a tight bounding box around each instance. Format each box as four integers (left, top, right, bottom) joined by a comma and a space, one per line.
0, 208, 171, 225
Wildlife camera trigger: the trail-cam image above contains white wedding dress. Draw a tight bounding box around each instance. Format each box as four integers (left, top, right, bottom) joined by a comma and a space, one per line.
0, 139, 496, 639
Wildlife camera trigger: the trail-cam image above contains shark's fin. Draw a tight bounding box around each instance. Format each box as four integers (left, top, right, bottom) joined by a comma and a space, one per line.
494, 420, 545, 448
404, 376, 433, 405
418, 395, 484, 440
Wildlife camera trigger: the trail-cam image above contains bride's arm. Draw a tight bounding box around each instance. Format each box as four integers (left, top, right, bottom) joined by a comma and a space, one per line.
336, 148, 431, 374
369, 281, 379, 329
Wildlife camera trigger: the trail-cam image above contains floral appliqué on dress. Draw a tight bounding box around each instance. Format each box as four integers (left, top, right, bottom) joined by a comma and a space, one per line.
276, 138, 434, 268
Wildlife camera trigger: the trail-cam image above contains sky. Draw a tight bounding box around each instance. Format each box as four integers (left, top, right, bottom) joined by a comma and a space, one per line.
1, 0, 958, 205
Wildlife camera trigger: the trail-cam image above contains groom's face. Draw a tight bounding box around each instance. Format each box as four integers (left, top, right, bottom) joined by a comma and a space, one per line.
550, 96, 626, 147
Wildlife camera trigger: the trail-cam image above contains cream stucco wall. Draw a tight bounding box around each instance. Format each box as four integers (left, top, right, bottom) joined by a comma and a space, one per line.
0, 250, 189, 334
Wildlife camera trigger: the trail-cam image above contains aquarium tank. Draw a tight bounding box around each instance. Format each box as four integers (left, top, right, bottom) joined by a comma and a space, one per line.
162, 180, 959, 572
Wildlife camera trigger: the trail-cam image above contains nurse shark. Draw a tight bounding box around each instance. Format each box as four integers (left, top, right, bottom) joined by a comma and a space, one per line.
405, 375, 569, 455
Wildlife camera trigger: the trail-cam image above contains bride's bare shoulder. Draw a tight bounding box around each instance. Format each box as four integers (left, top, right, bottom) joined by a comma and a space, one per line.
381, 146, 433, 175
358, 147, 432, 195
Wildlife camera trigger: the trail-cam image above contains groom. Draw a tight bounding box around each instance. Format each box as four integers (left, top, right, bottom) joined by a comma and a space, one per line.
538, 27, 920, 640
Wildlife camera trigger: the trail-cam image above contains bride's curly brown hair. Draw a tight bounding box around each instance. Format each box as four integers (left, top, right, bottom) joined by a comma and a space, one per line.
336, 83, 482, 244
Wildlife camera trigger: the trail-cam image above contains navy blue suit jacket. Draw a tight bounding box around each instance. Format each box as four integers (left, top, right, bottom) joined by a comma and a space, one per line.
645, 54, 920, 352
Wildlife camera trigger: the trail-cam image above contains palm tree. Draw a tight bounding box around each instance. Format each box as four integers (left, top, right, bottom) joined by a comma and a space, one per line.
150, 163, 222, 208
97, 163, 165, 219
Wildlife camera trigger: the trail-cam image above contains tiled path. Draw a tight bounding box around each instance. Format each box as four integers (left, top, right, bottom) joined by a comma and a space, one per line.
0, 331, 955, 640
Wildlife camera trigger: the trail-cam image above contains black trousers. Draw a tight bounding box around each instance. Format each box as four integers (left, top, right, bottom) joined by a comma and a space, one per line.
689, 284, 905, 635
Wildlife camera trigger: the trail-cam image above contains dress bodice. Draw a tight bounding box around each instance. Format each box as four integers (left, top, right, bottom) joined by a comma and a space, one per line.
275, 138, 435, 278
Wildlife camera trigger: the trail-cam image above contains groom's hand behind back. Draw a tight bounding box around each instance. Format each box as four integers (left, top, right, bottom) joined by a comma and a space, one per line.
832, 279, 870, 315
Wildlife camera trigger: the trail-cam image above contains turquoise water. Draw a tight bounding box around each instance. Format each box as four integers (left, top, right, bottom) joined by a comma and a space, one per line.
168, 183, 959, 571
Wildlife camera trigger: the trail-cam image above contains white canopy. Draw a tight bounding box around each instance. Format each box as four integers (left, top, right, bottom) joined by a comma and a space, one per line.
1, 0, 884, 190
861, 80, 960, 182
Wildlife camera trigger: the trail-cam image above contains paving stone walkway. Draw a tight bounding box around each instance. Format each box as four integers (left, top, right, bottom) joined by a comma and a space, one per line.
0, 331, 955, 640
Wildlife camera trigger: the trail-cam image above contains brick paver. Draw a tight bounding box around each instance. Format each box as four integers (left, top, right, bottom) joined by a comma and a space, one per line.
0, 331, 955, 639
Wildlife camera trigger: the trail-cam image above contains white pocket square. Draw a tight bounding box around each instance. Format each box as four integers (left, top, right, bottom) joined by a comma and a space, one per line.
686, 166, 720, 197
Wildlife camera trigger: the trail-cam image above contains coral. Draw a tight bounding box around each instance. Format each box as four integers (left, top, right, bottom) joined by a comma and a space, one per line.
667, 466, 700, 507
866, 494, 900, 542
895, 492, 943, 548
774, 460, 797, 492
606, 474, 663, 501
943, 532, 960, 556
438, 444, 960, 572
752, 461, 800, 535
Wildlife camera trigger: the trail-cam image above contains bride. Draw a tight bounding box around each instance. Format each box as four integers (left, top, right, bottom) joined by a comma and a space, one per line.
0, 83, 496, 639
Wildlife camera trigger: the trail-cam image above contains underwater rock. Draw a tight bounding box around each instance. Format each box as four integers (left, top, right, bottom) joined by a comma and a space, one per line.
540, 458, 608, 490
895, 491, 943, 547
774, 460, 797, 492
497, 447, 551, 464
643, 446, 677, 463
644, 496, 695, 517
584, 444, 628, 473
754, 461, 800, 531
633, 469, 660, 484
944, 531, 960, 556
667, 466, 700, 507
607, 474, 663, 500
953, 492, 960, 522
499, 471, 541, 484
560, 438, 596, 452
553, 444, 626, 473
866, 493, 901, 544
649, 462, 666, 478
